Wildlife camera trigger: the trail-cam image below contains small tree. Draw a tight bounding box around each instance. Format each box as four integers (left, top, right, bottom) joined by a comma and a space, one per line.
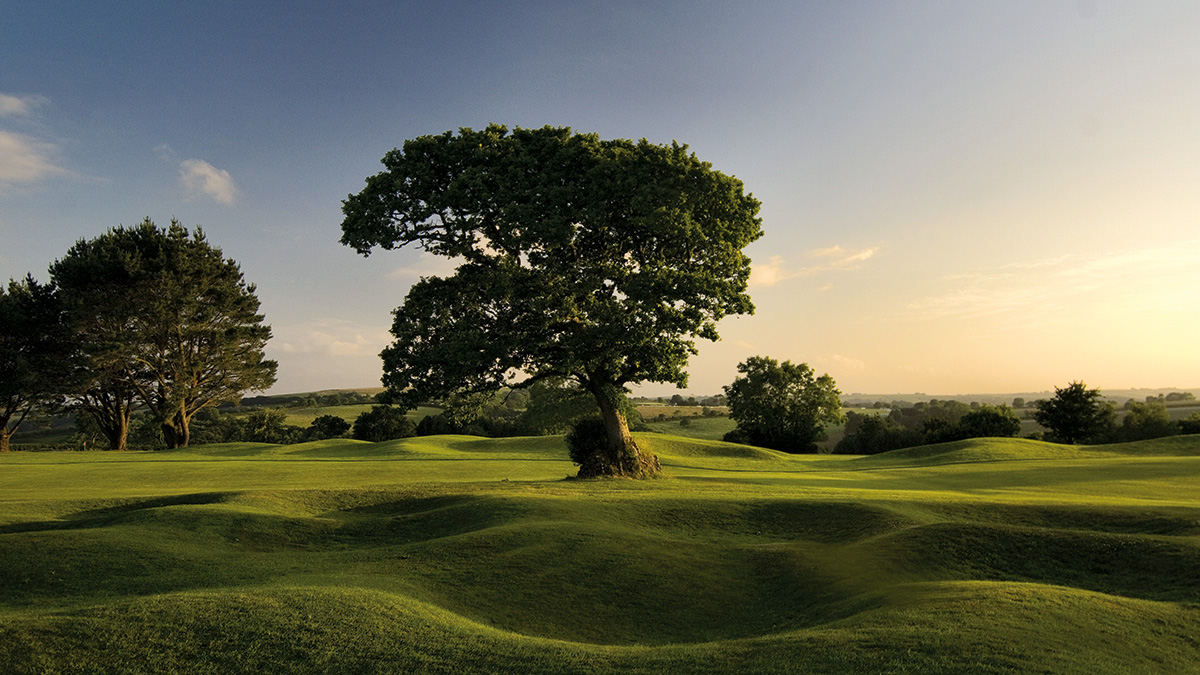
1117, 401, 1178, 442
957, 404, 1022, 439
723, 357, 842, 453
352, 406, 416, 442
1034, 381, 1116, 444
307, 414, 351, 440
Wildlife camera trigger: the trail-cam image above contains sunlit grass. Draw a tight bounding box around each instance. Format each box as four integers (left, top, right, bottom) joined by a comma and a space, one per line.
2, 434, 1198, 673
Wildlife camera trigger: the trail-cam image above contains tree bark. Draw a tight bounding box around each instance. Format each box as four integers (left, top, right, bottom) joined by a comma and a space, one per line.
161, 410, 191, 448
0, 429, 10, 453
579, 380, 661, 479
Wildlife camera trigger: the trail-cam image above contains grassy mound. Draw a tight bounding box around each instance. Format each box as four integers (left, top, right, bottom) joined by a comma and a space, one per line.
2, 435, 1199, 673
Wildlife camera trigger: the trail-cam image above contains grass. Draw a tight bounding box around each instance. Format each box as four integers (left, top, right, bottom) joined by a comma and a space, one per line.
1, 434, 1199, 673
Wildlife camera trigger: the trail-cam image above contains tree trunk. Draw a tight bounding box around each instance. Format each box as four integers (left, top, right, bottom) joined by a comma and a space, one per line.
0, 429, 11, 453
578, 380, 661, 479
161, 410, 191, 448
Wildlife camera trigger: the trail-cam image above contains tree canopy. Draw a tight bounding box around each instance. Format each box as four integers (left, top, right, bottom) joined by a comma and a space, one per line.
49, 219, 277, 449
723, 356, 842, 453
0, 277, 76, 452
1034, 381, 1115, 445
341, 125, 762, 477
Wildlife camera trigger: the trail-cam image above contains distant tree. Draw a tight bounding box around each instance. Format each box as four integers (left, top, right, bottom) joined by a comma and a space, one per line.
241, 408, 303, 444
516, 379, 598, 435
1165, 392, 1196, 402
1180, 413, 1200, 436
307, 414, 351, 440
1012, 397, 1026, 409
834, 412, 922, 455
341, 125, 761, 477
1034, 381, 1116, 444
0, 277, 77, 452
352, 405, 416, 442
888, 400, 970, 432
49, 219, 277, 449
670, 394, 687, 407
1117, 401, 1178, 442
954, 404, 1022, 439
723, 357, 842, 453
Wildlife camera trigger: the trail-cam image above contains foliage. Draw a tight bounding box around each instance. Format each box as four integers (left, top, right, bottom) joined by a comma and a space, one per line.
888, 399, 971, 432
0, 277, 77, 453
1034, 381, 1117, 444
516, 379, 599, 435
722, 356, 842, 453
48, 219, 277, 449
834, 412, 923, 454
240, 409, 304, 444
1180, 413, 1200, 435
564, 418, 609, 470
307, 414, 351, 440
352, 405, 416, 442
1118, 401, 1179, 442
341, 125, 761, 477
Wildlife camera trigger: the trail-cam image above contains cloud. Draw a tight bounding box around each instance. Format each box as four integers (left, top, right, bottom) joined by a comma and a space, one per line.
907, 241, 1200, 321
829, 354, 867, 372
179, 158, 237, 205
387, 252, 460, 280
750, 246, 879, 287
0, 130, 67, 185
0, 93, 66, 187
0, 93, 46, 117
273, 319, 391, 358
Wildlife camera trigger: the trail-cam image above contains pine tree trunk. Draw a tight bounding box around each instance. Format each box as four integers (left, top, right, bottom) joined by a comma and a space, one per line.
579, 380, 661, 479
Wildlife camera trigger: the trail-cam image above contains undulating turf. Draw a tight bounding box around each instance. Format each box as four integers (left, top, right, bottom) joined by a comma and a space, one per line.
1, 434, 1198, 674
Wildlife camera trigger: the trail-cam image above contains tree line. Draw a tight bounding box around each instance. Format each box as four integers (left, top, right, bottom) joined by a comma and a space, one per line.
1, 219, 276, 452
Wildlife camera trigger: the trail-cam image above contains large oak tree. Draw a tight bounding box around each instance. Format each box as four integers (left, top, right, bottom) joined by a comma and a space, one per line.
50, 219, 277, 449
342, 125, 762, 477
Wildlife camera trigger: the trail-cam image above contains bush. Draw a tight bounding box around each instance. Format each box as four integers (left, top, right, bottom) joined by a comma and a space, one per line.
307, 414, 351, 440
565, 418, 608, 469
352, 406, 416, 442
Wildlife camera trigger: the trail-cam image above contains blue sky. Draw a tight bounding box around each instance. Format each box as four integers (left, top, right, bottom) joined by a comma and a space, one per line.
3, 1, 1199, 396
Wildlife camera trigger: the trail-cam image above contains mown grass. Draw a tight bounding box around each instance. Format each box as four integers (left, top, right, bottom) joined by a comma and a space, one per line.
1, 435, 1199, 673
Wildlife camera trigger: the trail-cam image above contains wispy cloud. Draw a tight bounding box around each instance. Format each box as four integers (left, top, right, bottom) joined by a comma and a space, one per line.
750, 245, 879, 287
0, 130, 67, 186
907, 241, 1200, 321
0, 93, 66, 188
179, 158, 237, 205
273, 319, 391, 358
0, 93, 47, 117
387, 252, 460, 280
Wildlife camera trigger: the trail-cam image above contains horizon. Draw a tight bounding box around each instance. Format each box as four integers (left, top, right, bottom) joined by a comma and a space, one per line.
3, 2, 1198, 397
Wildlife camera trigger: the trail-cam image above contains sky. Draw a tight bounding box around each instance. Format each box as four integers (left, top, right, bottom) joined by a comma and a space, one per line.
2, 1, 1198, 397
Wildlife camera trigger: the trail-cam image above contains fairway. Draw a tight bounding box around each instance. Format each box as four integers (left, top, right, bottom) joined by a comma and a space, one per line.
2, 435, 1199, 674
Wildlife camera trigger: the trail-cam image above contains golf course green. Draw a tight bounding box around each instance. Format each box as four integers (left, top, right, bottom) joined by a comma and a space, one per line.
2, 434, 1198, 674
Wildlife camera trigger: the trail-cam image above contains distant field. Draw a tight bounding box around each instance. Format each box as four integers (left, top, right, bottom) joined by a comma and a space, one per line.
2, 435, 1199, 673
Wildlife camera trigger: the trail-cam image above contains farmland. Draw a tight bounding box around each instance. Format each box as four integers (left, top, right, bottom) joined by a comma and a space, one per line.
2, 434, 1199, 674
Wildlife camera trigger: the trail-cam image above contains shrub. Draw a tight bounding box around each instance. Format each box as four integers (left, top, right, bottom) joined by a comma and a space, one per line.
352, 406, 416, 442
565, 418, 609, 469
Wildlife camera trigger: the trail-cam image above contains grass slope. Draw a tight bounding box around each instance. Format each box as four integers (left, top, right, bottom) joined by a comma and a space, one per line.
1, 435, 1199, 674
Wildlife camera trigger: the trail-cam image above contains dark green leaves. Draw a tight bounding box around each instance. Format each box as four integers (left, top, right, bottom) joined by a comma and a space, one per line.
343, 125, 763, 401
